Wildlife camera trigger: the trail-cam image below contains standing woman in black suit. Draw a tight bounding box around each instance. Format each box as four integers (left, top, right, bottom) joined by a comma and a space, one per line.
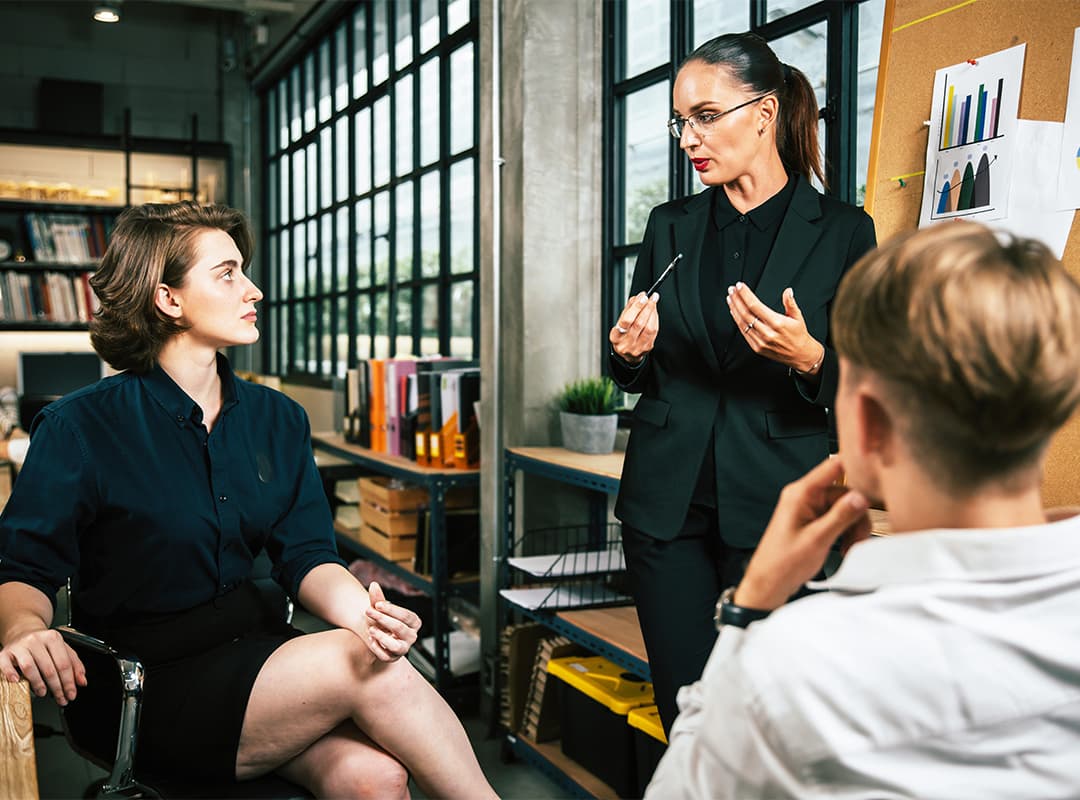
609, 32, 876, 733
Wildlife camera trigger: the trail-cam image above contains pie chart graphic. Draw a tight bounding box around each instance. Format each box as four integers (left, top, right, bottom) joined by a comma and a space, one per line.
1076, 145, 1080, 168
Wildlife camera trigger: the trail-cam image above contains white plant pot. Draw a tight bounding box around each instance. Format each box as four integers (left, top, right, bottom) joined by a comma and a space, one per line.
559, 411, 618, 454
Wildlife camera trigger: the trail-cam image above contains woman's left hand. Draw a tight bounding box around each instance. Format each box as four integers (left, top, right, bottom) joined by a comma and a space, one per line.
362, 581, 421, 661
727, 283, 824, 373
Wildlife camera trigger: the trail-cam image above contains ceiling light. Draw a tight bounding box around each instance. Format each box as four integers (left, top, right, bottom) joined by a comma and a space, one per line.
93, 3, 120, 23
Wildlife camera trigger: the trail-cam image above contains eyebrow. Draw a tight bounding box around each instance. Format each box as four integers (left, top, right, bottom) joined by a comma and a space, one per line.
211, 259, 242, 271
672, 101, 720, 116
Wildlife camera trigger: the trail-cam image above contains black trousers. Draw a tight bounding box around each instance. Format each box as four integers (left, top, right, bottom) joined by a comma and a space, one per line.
622, 504, 754, 735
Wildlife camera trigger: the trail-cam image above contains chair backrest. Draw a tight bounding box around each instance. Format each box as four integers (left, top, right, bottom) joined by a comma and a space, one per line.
0, 679, 40, 800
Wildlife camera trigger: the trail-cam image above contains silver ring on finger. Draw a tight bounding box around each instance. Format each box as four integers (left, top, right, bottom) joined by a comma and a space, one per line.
616, 325, 628, 334
744, 317, 757, 333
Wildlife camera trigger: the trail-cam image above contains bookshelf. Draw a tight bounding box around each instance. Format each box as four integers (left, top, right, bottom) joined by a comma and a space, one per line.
500, 446, 655, 798
0, 126, 228, 333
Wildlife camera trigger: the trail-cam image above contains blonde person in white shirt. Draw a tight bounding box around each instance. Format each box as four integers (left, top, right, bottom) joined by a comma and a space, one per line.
647, 221, 1080, 800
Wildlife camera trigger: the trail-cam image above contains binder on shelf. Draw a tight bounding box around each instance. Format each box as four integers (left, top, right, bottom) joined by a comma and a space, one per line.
368, 359, 386, 452
453, 369, 480, 469
344, 361, 371, 446
385, 359, 416, 457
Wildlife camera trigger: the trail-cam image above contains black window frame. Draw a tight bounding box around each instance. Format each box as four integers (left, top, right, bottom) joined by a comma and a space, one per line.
260, 0, 480, 380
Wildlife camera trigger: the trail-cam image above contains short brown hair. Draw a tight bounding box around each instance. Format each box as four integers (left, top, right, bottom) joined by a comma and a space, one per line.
89, 201, 254, 373
832, 221, 1080, 490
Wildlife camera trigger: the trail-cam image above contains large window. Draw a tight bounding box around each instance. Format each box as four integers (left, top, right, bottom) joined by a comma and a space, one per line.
603, 0, 885, 331
263, 0, 478, 378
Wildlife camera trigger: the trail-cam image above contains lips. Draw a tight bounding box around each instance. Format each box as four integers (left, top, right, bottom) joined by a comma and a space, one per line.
691, 158, 709, 171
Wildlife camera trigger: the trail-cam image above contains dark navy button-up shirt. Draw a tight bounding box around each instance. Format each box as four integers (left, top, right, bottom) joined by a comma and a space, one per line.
0, 354, 345, 623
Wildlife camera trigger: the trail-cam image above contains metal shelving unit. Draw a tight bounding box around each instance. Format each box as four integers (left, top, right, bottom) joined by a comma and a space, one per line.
313, 432, 481, 704
499, 446, 650, 798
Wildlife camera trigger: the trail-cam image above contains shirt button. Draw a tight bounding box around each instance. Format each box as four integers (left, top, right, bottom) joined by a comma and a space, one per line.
733, 251, 741, 260
177, 415, 185, 422
219, 495, 228, 502
738, 215, 747, 223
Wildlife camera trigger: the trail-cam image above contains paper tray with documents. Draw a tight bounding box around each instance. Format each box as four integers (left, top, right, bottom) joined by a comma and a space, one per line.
502, 523, 629, 611
499, 583, 631, 610
506, 549, 625, 577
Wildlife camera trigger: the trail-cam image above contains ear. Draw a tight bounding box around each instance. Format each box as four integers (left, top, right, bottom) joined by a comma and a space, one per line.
757, 94, 779, 133
154, 283, 183, 320
855, 389, 896, 467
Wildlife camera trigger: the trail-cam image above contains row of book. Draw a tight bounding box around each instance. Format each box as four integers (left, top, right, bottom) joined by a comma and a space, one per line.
344, 357, 481, 468
24, 213, 114, 264
0, 271, 96, 323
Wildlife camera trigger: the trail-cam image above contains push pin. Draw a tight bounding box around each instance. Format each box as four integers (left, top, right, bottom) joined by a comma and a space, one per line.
898, 177, 906, 188
966, 58, 978, 65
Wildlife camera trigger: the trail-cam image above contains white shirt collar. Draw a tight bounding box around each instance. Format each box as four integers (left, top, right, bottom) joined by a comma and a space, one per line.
812, 511, 1080, 593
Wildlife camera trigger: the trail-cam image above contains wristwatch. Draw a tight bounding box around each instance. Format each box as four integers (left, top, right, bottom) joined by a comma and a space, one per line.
714, 585, 772, 630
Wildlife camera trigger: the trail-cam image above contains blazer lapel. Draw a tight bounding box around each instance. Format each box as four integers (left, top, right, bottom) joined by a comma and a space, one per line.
754, 176, 824, 310
672, 189, 722, 372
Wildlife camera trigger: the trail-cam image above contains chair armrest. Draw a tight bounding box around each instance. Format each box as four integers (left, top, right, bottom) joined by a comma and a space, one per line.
57, 625, 145, 795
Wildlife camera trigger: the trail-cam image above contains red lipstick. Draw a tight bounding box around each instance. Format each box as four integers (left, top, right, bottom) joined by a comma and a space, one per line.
691, 158, 709, 171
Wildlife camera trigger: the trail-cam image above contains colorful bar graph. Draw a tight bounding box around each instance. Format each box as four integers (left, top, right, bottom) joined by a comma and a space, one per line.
991, 78, 1003, 138
940, 76, 1007, 149
974, 84, 986, 142
944, 84, 955, 149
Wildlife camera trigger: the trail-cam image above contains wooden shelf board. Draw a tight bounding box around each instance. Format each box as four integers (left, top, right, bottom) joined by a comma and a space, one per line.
314, 432, 479, 478
513, 734, 619, 800
507, 446, 624, 481
556, 605, 648, 666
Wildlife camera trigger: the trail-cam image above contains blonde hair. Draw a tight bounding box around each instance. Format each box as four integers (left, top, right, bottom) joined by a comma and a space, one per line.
832, 221, 1080, 490
89, 201, 254, 373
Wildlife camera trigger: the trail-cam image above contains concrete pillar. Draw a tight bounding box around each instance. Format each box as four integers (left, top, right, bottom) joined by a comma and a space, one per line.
479, 0, 604, 708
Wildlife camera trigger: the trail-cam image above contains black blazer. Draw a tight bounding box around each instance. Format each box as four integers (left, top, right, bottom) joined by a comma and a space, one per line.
611, 176, 876, 546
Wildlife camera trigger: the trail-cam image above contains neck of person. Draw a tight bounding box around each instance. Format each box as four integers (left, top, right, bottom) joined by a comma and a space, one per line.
723, 149, 790, 214
156, 336, 224, 430
882, 459, 1049, 534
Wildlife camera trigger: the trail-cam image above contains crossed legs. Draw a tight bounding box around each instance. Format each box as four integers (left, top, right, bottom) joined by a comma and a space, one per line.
236, 628, 497, 799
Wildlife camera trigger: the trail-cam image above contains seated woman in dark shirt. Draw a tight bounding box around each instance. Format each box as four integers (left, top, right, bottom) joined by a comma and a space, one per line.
0, 201, 497, 799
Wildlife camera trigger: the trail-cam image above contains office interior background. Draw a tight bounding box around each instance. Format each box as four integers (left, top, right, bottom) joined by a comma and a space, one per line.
0, 0, 884, 792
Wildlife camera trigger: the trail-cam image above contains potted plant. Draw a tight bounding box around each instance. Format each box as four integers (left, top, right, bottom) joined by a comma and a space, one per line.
556, 376, 621, 454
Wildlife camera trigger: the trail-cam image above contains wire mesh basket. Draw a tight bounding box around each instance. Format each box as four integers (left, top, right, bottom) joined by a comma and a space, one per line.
500, 523, 631, 611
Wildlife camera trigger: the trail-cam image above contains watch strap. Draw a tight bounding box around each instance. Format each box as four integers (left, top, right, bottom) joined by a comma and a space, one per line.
714, 585, 772, 630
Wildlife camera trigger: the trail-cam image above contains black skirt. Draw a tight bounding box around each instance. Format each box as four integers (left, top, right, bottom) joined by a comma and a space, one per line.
84, 580, 304, 782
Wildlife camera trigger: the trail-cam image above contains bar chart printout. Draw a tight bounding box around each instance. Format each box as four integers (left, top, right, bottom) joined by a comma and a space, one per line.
919, 44, 1026, 227
1056, 26, 1080, 210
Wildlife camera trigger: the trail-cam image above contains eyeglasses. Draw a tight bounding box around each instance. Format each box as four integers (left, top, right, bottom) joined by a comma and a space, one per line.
667, 94, 771, 139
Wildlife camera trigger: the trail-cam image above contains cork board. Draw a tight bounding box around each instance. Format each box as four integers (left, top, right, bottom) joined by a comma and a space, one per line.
864, 0, 1080, 506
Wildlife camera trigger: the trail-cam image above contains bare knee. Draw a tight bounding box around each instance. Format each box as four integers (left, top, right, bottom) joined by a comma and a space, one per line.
319, 748, 410, 800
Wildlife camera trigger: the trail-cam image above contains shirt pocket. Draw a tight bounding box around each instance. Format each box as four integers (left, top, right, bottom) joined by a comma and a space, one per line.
765, 407, 825, 439
633, 396, 670, 428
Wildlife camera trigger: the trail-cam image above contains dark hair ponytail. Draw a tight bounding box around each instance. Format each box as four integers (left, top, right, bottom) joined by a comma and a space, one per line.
683, 32, 825, 188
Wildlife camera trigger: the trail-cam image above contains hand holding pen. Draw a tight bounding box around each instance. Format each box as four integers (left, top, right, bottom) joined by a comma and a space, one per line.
609, 253, 682, 366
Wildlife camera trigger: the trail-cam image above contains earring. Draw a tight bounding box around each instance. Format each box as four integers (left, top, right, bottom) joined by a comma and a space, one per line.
758, 126, 765, 136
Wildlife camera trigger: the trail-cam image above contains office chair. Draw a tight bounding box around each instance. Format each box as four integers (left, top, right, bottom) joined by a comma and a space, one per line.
55, 580, 310, 799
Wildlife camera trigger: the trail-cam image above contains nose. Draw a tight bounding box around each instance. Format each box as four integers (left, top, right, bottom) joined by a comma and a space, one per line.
244, 273, 263, 302
679, 122, 701, 150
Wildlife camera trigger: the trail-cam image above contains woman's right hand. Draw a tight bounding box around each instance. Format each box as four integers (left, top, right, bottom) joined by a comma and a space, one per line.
0, 627, 87, 706
610, 292, 660, 364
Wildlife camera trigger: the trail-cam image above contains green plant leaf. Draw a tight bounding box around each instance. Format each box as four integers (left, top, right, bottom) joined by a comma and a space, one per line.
554, 376, 621, 415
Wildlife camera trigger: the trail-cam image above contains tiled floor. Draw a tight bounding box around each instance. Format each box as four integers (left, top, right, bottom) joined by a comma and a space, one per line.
30, 605, 568, 799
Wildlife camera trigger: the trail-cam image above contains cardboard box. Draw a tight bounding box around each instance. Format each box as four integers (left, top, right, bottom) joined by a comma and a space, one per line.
357, 475, 478, 511
359, 500, 419, 536
359, 523, 416, 561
